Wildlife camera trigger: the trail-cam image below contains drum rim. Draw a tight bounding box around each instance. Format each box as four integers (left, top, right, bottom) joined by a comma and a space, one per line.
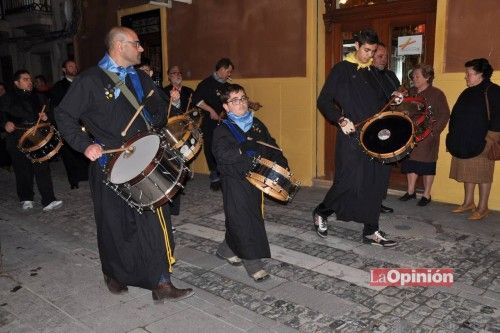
29, 140, 63, 163
18, 123, 55, 152
254, 157, 291, 177
359, 110, 415, 162
246, 172, 288, 202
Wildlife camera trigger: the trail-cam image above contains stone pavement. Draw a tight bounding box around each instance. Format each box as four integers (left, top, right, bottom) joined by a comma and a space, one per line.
0, 161, 499, 333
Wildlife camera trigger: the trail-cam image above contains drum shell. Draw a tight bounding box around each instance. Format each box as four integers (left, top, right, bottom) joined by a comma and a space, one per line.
17, 123, 63, 163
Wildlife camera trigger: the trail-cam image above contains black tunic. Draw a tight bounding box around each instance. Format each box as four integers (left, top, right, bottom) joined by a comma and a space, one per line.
317, 61, 391, 224
51, 77, 89, 186
212, 117, 287, 259
55, 66, 175, 290
193, 75, 230, 172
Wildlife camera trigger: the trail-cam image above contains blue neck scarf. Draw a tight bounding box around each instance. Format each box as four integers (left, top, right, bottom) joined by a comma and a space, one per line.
227, 111, 253, 132
98, 53, 142, 100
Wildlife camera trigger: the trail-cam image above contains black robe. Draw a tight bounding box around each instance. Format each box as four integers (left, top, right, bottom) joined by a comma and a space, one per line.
51, 77, 89, 186
317, 61, 391, 224
212, 117, 287, 259
55, 66, 175, 290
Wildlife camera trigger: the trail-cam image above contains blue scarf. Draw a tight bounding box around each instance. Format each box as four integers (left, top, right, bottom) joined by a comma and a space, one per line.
98, 53, 141, 100
227, 111, 253, 132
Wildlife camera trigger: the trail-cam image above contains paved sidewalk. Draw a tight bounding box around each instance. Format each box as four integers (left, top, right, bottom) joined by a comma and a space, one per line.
0, 161, 499, 332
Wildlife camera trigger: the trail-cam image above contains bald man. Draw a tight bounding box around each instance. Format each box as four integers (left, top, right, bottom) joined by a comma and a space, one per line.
56, 26, 193, 302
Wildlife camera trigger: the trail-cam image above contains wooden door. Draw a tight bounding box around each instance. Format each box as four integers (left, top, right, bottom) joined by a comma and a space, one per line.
322, 0, 436, 190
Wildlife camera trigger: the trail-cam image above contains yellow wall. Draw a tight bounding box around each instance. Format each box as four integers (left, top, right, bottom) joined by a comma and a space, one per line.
185, 0, 324, 187
432, 0, 500, 210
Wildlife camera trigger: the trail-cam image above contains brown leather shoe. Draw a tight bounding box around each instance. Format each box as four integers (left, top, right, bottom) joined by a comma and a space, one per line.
452, 203, 476, 213
152, 282, 194, 302
468, 209, 489, 221
103, 274, 128, 294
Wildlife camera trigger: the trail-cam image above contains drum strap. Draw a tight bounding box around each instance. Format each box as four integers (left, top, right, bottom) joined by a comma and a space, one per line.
102, 69, 152, 131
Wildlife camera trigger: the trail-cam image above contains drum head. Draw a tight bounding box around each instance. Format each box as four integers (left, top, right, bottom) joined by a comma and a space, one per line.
109, 134, 160, 184
361, 114, 413, 155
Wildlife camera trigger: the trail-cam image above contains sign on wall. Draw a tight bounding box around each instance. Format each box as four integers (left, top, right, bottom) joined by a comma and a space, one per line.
397, 35, 423, 56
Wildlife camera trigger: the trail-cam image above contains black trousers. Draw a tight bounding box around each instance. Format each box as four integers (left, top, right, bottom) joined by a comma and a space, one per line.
6, 135, 57, 206
59, 144, 89, 186
314, 202, 378, 236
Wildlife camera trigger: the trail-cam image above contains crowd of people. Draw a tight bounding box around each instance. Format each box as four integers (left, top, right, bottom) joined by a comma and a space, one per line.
0, 26, 498, 302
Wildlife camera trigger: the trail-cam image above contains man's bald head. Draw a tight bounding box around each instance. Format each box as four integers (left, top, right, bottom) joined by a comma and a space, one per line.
104, 26, 143, 67
105, 26, 135, 52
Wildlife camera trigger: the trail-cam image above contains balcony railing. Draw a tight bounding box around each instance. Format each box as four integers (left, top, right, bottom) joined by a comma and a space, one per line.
4, 0, 51, 15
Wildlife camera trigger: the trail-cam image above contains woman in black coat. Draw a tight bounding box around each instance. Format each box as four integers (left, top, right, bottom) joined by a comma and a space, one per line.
446, 58, 500, 220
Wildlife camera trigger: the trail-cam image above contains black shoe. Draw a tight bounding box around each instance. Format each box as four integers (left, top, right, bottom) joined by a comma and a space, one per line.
210, 180, 221, 191
417, 196, 431, 206
70, 184, 79, 189
399, 192, 416, 201
152, 282, 194, 302
380, 204, 394, 213
363, 231, 397, 247
313, 212, 328, 238
103, 274, 128, 294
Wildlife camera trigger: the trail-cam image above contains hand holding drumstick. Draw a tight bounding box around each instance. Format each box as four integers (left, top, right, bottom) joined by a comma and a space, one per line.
84, 144, 135, 161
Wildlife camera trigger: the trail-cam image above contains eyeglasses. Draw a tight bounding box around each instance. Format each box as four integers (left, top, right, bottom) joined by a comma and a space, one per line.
228, 96, 249, 105
122, 40, 142, 48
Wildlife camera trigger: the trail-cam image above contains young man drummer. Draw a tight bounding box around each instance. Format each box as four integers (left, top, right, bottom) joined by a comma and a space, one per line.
312, 28, 398, 247
212, 83, 287, 282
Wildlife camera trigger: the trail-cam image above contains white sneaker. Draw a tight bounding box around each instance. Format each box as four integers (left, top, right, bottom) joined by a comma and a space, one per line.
21, 201, 34, 210
43, 200, 63, 212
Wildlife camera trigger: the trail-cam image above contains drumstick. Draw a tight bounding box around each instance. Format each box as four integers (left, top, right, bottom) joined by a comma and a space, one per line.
32, 105, 46, 136
247, 137, 282, 151
256, 140, 282, 151
163, 128, 179, 144
101, 146, 135, 155
185, 93, 192, 113
354, 95, 398, 128
121, 90, 154, 137
166, 98, 173, 122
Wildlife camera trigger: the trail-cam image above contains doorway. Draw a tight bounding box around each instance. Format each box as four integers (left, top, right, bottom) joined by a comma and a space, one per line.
322, 0, 436, 190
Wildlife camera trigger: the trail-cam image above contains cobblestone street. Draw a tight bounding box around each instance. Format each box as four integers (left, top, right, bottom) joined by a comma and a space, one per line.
0, 162, 499, 332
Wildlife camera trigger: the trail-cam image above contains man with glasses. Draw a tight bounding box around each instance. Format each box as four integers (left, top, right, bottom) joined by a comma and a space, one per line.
56, 26, 194, 302
163, 65, 194, 116
212, 83, 288, 282
193, 58, 233, 191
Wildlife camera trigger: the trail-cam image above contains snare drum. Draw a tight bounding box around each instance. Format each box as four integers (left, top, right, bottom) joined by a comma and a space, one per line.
17, 123, 63, 163
246, 157, 300, 202
163, 114, 203, 162
359, 111, 415, 163
105, 132, 190, 212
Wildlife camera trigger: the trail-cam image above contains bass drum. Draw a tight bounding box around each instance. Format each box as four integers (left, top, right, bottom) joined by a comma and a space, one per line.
391, 96, 434, 142
359, 111, 415, 163
105, 131, 190, 212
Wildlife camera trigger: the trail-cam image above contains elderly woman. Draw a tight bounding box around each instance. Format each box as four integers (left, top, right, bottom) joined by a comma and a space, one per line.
399, 64, 450, 206
446, 58, 500, 220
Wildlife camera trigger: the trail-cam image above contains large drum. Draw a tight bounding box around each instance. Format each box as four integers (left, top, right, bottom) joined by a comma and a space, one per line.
359, 111, 415, 163
163, 114, 203, 162
105, 132, 190, 212
17, 123, 63, 163
246, 157, 300, 202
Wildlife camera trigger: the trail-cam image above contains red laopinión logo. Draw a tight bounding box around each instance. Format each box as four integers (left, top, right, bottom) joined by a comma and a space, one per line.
370, 268, 454, 287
